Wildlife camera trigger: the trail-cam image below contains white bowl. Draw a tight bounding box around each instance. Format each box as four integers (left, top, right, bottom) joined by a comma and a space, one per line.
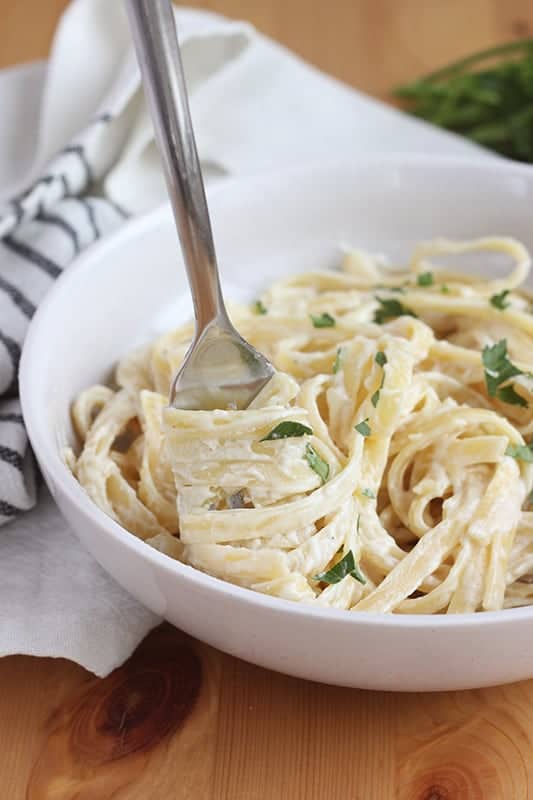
20, 156, 533, 691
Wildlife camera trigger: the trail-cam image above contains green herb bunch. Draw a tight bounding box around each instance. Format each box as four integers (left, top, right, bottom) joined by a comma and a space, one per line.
394, 40, 533, 162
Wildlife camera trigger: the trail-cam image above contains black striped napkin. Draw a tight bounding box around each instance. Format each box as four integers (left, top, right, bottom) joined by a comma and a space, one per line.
0, 134, 128, 526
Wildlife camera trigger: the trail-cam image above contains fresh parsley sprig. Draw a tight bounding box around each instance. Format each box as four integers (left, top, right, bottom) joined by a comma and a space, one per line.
355, 419, 371, 437
375, 350, 387, 367
395, 40, 533, 163
314, 549, 366, 585
374, 297, 417, 324
417, 271, 434, 287
304, 444, 330, 483
490, 289, 511, 310
261, 421, 313, 441
506, 442, 533, 462
371, 350, 387, 407
310, 312, 336, 328
482, 339, 528, 407
497, 385, 528, 406
254, 300, 267, 315
333, 347, 343, 374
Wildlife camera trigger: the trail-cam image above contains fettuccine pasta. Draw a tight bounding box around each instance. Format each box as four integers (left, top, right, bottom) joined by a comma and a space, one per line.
71, 237, 533, 613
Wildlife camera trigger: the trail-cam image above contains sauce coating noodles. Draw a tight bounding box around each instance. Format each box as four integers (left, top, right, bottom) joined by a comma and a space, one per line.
71, 238, 533, 613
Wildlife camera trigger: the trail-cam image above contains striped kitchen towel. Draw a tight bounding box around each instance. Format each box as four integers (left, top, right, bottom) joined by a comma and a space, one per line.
0, 177, 127, 525
0, 0, 140, 525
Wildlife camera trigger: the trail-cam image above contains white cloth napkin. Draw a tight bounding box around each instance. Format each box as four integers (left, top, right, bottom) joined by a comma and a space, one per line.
0, 0, 492, 676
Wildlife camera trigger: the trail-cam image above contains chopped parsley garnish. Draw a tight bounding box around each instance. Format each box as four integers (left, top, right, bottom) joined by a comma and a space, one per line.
440, 285, 450, 294
417, 271, 434, 287
373, 297, 417, 324
482, 340, 521, 392
482, 339, 528, 407
375, 350, 387, 368
497, 385, 528, 407
313, 549, 366, 585
350, 563, 367, 585
490, 289, 511, 311
261, 421, 313, 441
355, 419, 371, 437
333, 347, 343, 374
304, 444, 330, 483
506, 442, 533, 462
254, 300, 267, 315
310, 312, 336, 328
362, 488, 376, 498
371, 351, 387, 407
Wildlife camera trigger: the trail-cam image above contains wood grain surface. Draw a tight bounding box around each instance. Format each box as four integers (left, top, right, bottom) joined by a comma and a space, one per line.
3, 1, 533, 798
3, 0, 533, 98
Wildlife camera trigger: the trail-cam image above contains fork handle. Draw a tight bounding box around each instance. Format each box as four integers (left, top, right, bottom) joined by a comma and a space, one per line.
125, 0, 228, 332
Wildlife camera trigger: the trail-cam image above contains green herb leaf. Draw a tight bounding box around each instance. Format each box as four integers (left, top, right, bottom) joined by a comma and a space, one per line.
441, 285, 450, 294
333, 347, 343, 374
528, 488, 533, 507
374, 297, 418, 324
371, 351, 387, 407
506, 442, 533, 462
310, 312, 336, 328
417, 271, 434, 287
350, 563, 367, 585
375, 351, 387, 367
362, 488, 376, 498
482, 340, 521, 390
254, 300, 267, 315
482, 339, 527, 406
496, 384, 528, 407
490, 289, 511, 310
355, 419, 371, 437
304, 443, 330, 483
261, 421, 313, 441
314, 549, 366, 585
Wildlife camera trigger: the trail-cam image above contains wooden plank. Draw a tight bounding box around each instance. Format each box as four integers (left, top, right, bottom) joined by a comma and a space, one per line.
0, 654, 86, 800
4, 0, 533, 97
2, 1, 533, 798
4, 625, 533, 797
396, 685, 533, 798
0, 624, 396, 799
0, 626, 220, 800
211, 658, 395, 799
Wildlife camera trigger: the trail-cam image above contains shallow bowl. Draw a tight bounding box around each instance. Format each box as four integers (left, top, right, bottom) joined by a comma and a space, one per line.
20, 156, 533, 690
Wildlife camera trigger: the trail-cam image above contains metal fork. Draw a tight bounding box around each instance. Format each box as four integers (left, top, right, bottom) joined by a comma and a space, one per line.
125, 0, 274, 410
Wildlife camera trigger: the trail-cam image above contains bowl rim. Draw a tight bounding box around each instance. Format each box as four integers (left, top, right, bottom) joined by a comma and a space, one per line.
20, 153, 533, 631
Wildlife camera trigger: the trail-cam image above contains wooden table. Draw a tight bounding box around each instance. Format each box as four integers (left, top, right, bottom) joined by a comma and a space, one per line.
3, 2, 533, 797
